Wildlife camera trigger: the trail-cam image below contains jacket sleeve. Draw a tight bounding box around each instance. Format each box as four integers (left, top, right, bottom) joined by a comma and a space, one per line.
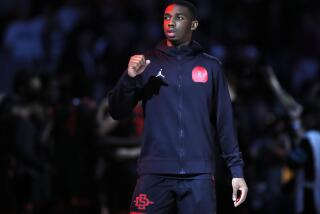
212, 63, 244, 178
107, 70, 143, 120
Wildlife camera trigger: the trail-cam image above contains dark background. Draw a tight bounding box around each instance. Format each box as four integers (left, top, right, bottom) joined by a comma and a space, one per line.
0, 0, 319, 213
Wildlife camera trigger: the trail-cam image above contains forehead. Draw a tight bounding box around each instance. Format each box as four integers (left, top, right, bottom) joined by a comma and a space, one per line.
164, 4, 191, 16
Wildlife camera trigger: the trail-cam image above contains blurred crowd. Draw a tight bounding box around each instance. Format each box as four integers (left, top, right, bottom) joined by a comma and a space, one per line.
0, 0, 319, 214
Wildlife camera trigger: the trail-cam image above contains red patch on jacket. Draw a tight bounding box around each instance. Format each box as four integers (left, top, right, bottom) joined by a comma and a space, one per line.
192, 66, 208, 83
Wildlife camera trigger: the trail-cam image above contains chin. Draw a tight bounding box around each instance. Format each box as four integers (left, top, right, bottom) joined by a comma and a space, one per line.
167, 37, 180, 42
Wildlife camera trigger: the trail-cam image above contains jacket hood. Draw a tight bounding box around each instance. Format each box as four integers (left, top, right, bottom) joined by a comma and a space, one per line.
155, 40, 204, 57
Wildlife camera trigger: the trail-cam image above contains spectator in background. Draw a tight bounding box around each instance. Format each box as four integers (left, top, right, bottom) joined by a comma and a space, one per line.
9, 70, 53, 214
51, 95, 98, 214
3, 2, 46, 68
95, 98, 142, 214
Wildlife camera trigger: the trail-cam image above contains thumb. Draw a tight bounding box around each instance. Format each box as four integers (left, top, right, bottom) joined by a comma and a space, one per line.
141, 59, 151, 70
137, 59, 151, 75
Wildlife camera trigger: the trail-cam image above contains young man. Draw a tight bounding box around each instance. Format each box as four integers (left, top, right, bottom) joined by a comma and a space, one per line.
108, 0, 248, 213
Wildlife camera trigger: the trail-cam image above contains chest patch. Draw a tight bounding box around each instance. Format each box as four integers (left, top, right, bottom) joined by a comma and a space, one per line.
192, 66, 208, 83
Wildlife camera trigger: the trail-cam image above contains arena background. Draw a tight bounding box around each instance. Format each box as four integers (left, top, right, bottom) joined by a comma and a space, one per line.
0, 0, 319, 213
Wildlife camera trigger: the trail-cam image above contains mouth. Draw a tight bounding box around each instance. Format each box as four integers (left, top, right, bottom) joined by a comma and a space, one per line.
166, 29, 176, 37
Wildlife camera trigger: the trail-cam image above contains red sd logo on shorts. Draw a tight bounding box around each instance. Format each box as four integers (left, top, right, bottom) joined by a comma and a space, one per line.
134, 194, 154, 210
192, 66, 208, 83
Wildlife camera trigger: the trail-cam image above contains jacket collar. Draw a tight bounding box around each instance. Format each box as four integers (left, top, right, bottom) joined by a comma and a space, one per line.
156, 40, 204, 57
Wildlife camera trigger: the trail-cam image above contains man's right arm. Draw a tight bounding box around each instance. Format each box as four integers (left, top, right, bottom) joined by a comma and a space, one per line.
108, 55, 150, 120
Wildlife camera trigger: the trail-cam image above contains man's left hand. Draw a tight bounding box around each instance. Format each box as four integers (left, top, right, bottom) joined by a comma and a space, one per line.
231, 178, 248, 207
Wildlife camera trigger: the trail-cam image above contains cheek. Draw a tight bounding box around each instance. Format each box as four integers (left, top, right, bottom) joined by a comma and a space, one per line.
181, 23, 191, 33
176, 23, 187, 33
163, 21, 168, 30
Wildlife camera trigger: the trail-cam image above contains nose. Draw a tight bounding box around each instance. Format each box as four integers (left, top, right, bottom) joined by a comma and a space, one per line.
168, 18, 175, 27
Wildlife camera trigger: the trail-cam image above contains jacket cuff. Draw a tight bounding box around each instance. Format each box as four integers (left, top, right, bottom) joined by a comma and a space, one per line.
230, 165, 244, 178
121, 71, 143, 89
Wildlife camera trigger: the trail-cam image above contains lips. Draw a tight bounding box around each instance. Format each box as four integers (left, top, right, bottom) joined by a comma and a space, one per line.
166, 29, 176, 37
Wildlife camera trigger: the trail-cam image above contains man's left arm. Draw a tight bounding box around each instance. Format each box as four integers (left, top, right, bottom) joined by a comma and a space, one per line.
212, 63, 248, 207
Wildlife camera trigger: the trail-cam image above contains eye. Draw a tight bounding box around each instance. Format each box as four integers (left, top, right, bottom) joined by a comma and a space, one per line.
164, 15, 170, 20
176, 15, 184, 20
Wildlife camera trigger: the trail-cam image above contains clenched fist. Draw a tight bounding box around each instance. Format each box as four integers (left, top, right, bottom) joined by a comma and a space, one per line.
128, 55, 151, 78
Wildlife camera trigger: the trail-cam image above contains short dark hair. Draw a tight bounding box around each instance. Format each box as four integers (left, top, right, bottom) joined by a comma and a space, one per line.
165, 0, 197, 20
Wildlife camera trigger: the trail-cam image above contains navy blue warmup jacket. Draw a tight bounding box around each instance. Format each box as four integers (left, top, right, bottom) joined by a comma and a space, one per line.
108, 40, 244, 178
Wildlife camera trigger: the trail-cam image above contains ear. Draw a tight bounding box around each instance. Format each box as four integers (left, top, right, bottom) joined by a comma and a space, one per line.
191, 20, 198, 31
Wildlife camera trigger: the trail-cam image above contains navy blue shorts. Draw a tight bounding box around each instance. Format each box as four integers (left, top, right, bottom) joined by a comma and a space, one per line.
130, 174, 216, 214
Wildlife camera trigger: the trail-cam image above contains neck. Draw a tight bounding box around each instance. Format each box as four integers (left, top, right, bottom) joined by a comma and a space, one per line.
166, 39, 191, 48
